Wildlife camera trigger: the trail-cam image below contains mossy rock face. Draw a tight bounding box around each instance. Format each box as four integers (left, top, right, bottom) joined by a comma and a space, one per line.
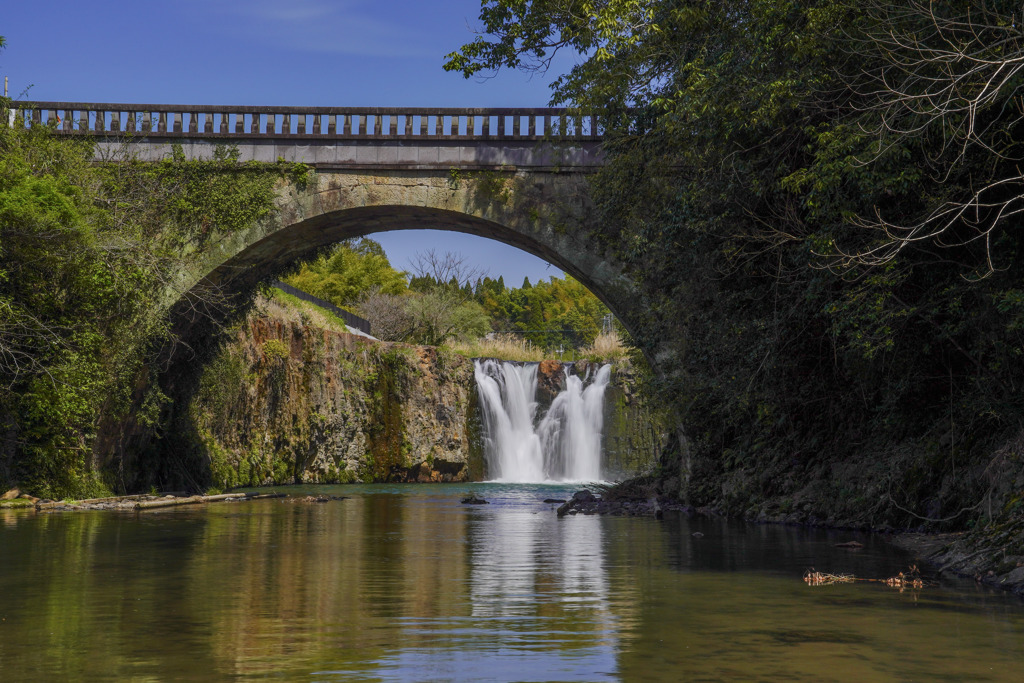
185, 308, 479, 487
602, 363, 666, 480
465, 381, 486, 481
364, 352, 407, 481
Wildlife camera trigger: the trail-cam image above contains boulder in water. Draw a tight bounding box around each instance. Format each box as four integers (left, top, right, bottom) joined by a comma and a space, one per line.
572, 489, 597, 503
461, 494, 489, 505
557, 489, 600, 516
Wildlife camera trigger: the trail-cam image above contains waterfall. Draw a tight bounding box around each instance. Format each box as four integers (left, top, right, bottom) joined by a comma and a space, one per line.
473, 359, 612, 483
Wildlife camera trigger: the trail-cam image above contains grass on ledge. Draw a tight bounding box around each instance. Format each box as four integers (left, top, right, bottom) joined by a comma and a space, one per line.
447, 333, 547, 362
579, 331, 629, 363
447, 331, 631, 363
260, 289, 359, 337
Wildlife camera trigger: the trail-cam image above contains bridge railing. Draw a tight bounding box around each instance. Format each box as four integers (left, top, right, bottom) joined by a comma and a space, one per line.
11, 102, 603, 141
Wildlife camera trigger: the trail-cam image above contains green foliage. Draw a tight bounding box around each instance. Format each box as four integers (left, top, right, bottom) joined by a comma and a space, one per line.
475, 273, 609, 350
281, 232, 614, 349
284, 238, 408, 307
450, 0, 1024, 528
0, 114, 283, 497
261, 339, 290, 362
404, 290, 491, 346
98, 143, 286, 253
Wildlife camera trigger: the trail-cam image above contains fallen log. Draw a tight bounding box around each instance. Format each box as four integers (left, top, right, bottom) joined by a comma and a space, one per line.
36, 494, 156, 510
135, 495, 204, 509
136, 493, 247, 509
198, 493, 250, 502
33, 491, 290, 512
135, 492, 286, 510
36, 493, 194, 509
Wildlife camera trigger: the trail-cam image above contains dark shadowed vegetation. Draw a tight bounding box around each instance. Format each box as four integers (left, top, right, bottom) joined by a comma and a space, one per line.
447, 0, 1024, 533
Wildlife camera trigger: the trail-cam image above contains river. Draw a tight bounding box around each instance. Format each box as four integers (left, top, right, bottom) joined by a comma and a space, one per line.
1, 483, 1023, 681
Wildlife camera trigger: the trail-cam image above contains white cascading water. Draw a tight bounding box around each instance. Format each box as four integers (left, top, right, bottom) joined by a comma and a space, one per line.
473, 359, 612, 482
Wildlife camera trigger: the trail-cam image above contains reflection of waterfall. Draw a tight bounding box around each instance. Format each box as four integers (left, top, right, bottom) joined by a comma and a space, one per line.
470, 509, 609, 619
473, 359, 611, 482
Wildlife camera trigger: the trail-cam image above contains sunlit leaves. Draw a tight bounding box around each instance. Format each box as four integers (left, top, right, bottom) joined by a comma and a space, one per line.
285, 239, 408, 307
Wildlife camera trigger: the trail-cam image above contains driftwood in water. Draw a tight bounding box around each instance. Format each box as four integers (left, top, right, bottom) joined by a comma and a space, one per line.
136, 493, 248, 509
135, 492, 287, 509
35, 491, 287, 512
134, 495, 206, 509
36, 494, 153, 510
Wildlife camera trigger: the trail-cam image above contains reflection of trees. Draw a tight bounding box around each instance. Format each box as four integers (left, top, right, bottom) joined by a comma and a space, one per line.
0, 511, 220, 680
188, 497, 473, 676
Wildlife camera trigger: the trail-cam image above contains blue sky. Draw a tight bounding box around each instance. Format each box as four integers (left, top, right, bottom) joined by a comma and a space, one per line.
1, 0, 579, 284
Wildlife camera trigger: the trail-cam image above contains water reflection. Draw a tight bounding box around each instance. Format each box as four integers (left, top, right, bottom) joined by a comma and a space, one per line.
1, 486, 1023, 681
458, 509, 618, 680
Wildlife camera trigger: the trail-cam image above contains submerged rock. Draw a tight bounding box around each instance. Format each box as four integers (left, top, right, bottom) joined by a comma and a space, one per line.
461, 494, 489, 505
556, 487, 693, 518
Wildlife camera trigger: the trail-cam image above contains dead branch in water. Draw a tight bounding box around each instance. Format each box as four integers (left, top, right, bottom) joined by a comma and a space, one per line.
804, 565, 929, 591
803, 570, 855, 586
35, 492, 287, 512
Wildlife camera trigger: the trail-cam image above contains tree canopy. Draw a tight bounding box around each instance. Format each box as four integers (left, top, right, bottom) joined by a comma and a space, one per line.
0, 111, 287, 497
446, 0, 1024, 526
284, 238, 409, 306
283, 237, 615, 349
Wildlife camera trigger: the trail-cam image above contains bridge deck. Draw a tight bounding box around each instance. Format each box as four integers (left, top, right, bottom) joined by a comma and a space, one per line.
13, 102, 604, 169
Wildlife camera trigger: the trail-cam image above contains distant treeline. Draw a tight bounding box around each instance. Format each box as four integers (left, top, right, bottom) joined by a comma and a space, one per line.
283, 238, 615, 350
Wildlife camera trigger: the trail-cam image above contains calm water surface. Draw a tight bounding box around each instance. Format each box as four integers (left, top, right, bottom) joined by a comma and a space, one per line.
1, 483, 1023, 681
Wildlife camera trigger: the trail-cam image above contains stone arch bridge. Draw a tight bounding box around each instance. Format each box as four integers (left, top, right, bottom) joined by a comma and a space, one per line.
22, 102, 648, 349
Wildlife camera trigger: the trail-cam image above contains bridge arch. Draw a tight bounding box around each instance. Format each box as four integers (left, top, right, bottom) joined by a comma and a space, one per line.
15, 101, 643, 351
183, 168, 644, 346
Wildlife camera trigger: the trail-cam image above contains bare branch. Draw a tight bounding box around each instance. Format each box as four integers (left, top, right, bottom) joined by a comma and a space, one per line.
408, 249, 487, 288
840, 1, 1024, 271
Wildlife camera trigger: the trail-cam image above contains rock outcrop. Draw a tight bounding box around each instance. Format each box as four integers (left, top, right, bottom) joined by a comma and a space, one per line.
190, 316, 481, 488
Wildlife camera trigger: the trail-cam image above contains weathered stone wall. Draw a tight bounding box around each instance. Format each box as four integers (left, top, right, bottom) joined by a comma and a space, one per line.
190, 315, 659, 488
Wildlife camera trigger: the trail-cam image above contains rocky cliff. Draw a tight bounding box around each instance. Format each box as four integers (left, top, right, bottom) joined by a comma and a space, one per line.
189, 313, 660, 488
190, 316, 480, 488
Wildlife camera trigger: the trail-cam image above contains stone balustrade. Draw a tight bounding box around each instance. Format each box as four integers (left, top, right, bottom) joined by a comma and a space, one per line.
14, 102, 602, 141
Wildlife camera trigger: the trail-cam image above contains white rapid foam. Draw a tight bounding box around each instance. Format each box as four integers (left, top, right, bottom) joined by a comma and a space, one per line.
473, 359, 611, 483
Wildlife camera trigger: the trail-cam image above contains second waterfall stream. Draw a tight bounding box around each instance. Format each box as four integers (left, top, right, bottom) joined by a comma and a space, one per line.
473, 359, 612, 483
